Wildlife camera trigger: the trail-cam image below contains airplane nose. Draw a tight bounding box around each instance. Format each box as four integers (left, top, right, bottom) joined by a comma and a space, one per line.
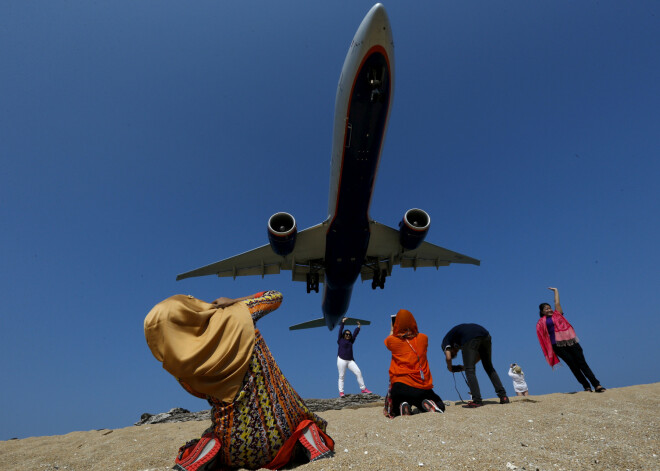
356, 3, 393, 51
364, 3, 391, 33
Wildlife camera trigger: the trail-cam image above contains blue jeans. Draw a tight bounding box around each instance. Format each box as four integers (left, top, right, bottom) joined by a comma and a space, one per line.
462, 335, 507, 402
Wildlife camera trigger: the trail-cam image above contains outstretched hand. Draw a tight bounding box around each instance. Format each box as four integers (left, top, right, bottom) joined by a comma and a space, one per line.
547, 287, 558, 292
211, 294, 256, 309
211, 297, 238, 308
357, 321, 361, 327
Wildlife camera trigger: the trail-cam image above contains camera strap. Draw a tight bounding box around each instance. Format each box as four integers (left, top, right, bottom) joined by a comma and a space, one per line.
405, 339, 425, 381
452, 371, 471, 403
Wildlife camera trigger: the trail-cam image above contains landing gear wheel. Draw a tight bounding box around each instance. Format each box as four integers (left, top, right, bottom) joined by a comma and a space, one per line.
371, 271, 380, 290
306, 273, 319, 293
378, 269, 387, 289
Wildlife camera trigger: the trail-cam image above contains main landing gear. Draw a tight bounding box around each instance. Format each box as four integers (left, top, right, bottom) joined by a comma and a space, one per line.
371, 269, 387, 290
306, 273, 320, 293
367, 67, 385, 103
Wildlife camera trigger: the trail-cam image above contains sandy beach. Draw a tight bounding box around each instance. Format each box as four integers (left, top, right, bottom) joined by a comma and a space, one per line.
2, 383, 658, 471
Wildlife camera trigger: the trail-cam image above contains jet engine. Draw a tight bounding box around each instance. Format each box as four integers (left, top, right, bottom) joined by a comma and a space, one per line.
268, 212, 297, 256
398, 208, 430, 250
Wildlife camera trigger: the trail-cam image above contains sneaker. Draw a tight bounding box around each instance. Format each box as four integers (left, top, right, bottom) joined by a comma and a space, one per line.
361, 388, 372, 394
173, 433, 221, 471
421, 399, 444, 413
339, 392, 345, 398
462, 400, 483, 408
399, 402, 412, 416
500, 396, 510, 404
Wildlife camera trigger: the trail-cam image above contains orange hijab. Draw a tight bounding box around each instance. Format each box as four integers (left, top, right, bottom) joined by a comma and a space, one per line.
393, 309, 418, 339
144, 295, 255, 402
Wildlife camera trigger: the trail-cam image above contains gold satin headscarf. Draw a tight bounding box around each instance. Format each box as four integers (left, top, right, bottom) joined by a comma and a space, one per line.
144, 294, 256, 403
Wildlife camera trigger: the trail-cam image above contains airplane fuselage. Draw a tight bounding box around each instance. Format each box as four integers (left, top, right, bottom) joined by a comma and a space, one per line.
322, 4, 394, 328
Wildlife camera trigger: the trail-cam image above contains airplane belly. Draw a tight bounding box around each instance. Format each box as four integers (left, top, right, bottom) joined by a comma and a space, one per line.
336, 51, 391, 218
328, 3, 394, 218
321, 6, 394, 324
322, 284, 354, 329
324, 49, 391, 289
324, 226, 370, 288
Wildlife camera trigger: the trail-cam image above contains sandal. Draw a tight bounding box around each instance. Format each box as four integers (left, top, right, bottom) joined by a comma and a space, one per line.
595, 385, 606, 393
584, 388, 593, 392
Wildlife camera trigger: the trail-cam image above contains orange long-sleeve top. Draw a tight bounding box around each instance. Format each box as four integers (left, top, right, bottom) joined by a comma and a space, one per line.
384, 333, 433, 390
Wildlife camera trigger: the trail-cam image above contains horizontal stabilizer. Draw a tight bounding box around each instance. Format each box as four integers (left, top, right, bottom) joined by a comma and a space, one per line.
289, 317, 371, 331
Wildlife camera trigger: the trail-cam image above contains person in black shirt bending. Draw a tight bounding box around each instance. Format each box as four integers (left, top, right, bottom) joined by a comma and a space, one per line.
442, 323, 509, 408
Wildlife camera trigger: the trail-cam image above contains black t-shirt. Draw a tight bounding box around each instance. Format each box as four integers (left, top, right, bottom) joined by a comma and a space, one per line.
441, 323, 489, 351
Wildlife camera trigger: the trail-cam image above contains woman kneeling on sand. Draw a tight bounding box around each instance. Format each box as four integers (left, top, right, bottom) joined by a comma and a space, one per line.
144, 290, 333, 470
384, 309, 445, 416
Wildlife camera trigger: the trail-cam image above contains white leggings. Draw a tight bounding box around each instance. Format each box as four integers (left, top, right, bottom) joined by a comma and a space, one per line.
337, 357, 366, 392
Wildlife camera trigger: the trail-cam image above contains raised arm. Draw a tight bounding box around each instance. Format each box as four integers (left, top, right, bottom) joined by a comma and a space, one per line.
338, 317, 347, 341
211, 295, 254, 308
241, 290, 283, 323
353, 321, 361, 340
548, 287, 563, 314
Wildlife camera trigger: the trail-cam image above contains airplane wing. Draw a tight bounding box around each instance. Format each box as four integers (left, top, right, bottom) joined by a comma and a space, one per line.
360, 220, 480, 280
289, 317, 372, 330
176, 222, 328, 282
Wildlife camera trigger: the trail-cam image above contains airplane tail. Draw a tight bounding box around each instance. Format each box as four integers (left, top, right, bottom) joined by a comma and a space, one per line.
289, 317, 371, 331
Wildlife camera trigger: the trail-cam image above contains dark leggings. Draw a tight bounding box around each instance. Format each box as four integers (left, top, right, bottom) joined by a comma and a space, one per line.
553, 343, 600, 390
390, 382, 445, 415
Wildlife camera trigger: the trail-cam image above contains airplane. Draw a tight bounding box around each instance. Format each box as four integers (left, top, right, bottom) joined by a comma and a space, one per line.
176, 3, 480, 330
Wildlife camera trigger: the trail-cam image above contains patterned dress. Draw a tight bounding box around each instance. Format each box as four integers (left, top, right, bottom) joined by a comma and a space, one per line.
200, 291, 328, 469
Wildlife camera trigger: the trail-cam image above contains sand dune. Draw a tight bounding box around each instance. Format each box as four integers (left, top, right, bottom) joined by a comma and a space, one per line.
2, 383, 658, 471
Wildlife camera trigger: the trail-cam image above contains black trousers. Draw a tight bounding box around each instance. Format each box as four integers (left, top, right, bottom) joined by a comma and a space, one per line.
553, 342, 600, 390
390, 382, 445, 415
462, 335, 507, 402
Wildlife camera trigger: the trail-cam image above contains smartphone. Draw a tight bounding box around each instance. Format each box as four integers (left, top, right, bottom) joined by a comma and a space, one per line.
391, 315, 396, 326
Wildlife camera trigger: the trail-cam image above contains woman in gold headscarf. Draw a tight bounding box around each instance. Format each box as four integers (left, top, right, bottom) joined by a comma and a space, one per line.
383, 309, 445, 417
145, 290, 333, 470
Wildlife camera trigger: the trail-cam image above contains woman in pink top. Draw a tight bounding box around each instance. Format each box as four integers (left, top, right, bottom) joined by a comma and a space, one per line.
536, 287, 605, 393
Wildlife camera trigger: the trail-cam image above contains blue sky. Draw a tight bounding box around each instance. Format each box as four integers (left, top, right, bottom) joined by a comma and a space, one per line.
1, 1, 658, 440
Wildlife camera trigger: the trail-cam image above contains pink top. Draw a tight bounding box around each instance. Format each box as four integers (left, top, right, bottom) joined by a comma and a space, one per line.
536, 310, 579, 368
